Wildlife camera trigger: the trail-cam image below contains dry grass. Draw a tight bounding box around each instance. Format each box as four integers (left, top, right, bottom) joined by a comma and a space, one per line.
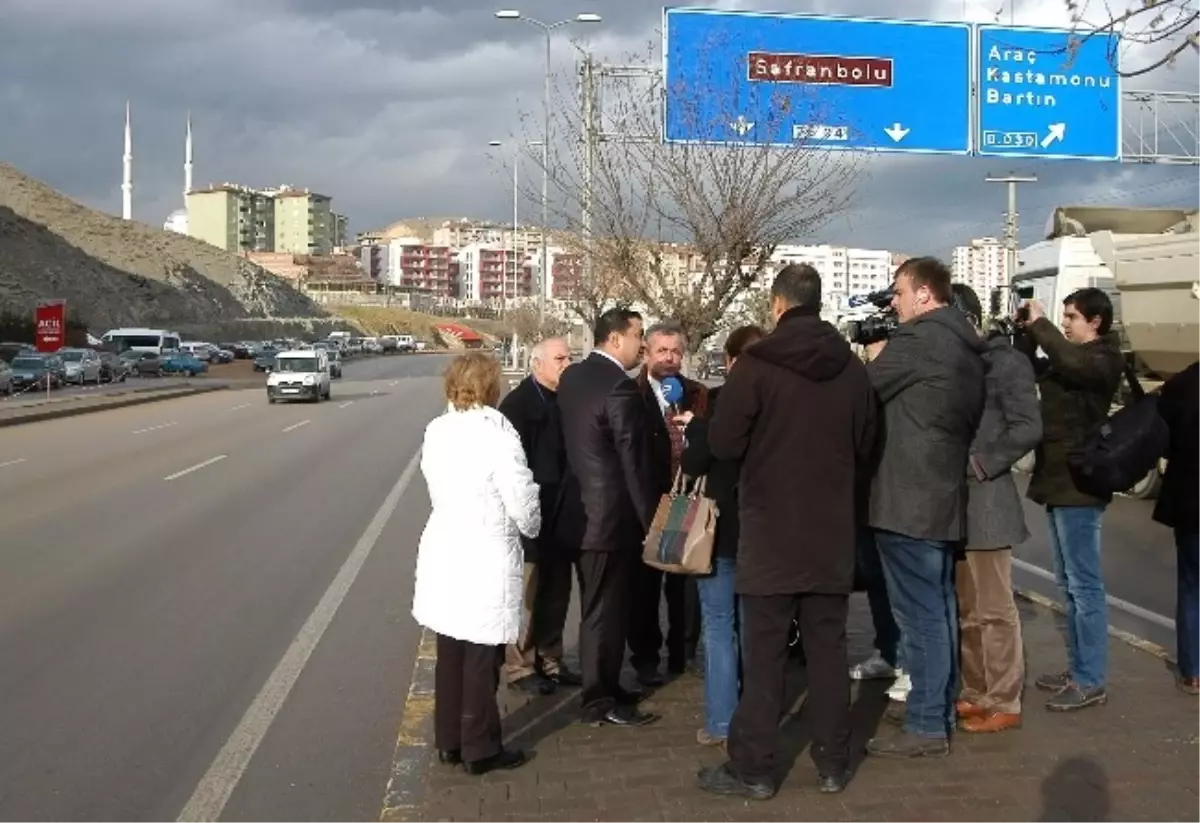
331, 305, 498, 345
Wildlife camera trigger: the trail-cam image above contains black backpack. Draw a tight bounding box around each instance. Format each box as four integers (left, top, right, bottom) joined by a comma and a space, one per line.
1067, 363, 1168, 498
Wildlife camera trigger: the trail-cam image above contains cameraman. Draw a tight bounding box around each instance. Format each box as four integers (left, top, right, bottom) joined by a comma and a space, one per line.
862, 257, 986, 759
1013, 288, 1123, 712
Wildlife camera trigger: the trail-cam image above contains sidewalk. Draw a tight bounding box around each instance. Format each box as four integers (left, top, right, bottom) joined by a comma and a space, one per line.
408, 595, 1199, 822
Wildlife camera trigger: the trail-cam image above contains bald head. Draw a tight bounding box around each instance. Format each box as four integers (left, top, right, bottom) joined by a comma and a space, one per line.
530, 337, 570, 390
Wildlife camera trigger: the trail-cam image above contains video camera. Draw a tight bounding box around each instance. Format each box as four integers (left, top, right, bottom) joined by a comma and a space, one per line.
987, 286, 1035, 338
844, 288, 898, 347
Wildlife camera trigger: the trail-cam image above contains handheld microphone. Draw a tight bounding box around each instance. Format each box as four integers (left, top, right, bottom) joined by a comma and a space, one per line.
661, 375, 684, 415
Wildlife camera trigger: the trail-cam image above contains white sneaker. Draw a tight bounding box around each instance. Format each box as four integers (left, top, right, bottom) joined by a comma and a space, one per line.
886, 670, 911, 702
849, 652, 896, 681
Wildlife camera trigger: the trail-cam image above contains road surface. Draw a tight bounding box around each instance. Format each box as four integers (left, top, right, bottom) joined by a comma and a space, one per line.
0, 354, 453, 822
1012, 477, 1179, 654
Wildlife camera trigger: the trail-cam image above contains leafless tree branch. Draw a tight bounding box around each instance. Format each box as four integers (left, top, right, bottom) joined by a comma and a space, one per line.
1063, 0, 1199, 76
496, 38, 865, 351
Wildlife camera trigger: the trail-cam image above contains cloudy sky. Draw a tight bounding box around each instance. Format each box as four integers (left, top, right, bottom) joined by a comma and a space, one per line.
2, 0, 1196, 258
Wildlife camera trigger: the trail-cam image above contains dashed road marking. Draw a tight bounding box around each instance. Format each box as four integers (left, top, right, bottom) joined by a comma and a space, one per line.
389, 380, 399, 387
338, 401, 354, 409
281, 419, 312, 433
230, 403, 251, 411
132, 422, 179, 435
177, 447, 424, 823
164, 455, 227, 481
0, 458, 27, 469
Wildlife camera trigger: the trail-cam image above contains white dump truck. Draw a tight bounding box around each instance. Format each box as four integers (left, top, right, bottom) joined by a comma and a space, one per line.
1010, 205, 1199, 497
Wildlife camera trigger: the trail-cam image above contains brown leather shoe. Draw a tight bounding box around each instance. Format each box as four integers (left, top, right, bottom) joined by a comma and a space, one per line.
955, 699, 986, 719
961, 712, 1021, 733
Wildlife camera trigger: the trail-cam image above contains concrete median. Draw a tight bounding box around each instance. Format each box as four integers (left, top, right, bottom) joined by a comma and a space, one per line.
0, 382, 230, 427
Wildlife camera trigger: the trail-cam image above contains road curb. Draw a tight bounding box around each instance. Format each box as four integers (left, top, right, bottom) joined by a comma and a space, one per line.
380, 627, 438, 823
0, 383, 230, 427
1014, 588, 1173, 662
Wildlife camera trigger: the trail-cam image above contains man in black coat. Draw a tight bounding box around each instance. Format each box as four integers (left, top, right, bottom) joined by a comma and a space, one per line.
557, 308, 659, 727
499, 337, 584, 696
698, 264, 878, 799
628, 321, 709, 687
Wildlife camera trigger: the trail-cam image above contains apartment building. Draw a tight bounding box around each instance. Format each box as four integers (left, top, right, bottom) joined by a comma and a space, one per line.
531, 246, 584, 300
186, 184, 275, 252
271, 187, 334, 254
386, 238, 458, 297
456, 243, 532, 303
952, 237, 1008, 299
769, 244, 893, 317
331, 212, 349, 249
359, 243, 390, 281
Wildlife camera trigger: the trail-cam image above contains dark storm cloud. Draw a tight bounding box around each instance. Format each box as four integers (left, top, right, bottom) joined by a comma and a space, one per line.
0, 0, 1194, 258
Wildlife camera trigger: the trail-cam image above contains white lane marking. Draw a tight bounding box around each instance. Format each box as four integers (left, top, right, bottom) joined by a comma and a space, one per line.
389, 380, 399, 386
1012, 557, 1176, 630
0, 458, 27, 469
176, 447, 424, 823
370, 389, 380, 396
164, 455, 227, 482
338, 401, 353, 409
230, 403, 251, 411
132, 422, 179, 435
281, 419, 311, 433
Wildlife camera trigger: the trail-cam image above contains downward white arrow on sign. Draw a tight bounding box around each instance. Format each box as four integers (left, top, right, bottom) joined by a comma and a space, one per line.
884, 122, 910, 143
1041, 123, 1067, 148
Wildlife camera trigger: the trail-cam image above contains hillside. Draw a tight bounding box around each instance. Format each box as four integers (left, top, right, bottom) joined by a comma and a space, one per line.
0, 163, 327, 336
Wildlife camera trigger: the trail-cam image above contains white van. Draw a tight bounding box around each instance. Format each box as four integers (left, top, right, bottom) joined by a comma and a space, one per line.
101, 327, 182, 355
267, 349, 331, 403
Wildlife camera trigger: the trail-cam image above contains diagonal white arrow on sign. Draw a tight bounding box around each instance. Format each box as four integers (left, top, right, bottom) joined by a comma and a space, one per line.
1040, 123, 1067, 148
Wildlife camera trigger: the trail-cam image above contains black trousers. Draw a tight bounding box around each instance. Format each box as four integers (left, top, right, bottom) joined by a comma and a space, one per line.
434, 634, 504, 762
578, 550, 632, 717
628, 565, 701, 672
729, 593, 850, 783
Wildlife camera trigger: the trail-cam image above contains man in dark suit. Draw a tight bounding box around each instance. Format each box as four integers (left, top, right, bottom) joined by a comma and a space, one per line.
557, 307, 660, 727
499, 337, 584, 696
629, 321, 709, 686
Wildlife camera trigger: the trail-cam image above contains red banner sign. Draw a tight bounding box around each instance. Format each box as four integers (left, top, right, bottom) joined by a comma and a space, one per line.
35, 301, 66, 353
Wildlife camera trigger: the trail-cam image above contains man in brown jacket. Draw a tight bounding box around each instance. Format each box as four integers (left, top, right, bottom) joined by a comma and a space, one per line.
697, 264, 877, 799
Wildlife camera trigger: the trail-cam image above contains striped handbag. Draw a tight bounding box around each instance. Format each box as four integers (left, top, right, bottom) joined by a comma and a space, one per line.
641, 471, 718, 575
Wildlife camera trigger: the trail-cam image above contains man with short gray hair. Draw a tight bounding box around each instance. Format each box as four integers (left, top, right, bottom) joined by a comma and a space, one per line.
499, 337, 583, 695
630, 321, 708, 686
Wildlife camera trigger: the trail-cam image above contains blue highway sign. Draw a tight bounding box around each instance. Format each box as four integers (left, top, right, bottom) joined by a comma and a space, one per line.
663, 7, 972, 155
975, 25, 1122, 160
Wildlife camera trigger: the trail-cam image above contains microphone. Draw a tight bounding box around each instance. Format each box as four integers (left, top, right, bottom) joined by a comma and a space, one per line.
661, 375, 684, 415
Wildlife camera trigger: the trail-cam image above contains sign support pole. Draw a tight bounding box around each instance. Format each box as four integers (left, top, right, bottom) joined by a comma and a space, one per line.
985, 173, 1038, 293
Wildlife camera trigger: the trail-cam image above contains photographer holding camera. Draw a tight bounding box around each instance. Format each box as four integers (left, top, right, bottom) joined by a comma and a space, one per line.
861, 257, 986, 759
1013, 288, 1123, 712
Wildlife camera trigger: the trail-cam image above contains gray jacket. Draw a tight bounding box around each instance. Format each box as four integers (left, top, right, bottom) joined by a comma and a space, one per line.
965, 336, 1043, 550
867, 306, 986, 542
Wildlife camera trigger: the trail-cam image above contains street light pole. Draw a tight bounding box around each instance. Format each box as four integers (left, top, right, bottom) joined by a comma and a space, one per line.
496, 9, 602, 330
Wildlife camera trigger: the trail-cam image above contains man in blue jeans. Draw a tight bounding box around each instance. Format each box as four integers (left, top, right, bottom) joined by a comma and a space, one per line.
1014, 288, 1123, 711
862, 257, 986, 758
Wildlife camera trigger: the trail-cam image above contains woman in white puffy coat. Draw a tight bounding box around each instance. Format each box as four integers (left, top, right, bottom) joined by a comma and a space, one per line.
412, 352, 541, 776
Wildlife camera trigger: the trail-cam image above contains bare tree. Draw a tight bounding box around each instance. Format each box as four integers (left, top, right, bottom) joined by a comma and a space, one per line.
502, 302, 569, 344
502, 37, 864, 352
1060, 0, 1198, 76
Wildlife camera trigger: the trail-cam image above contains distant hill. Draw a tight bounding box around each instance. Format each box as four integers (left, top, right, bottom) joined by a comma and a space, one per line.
0, 163, 329, 339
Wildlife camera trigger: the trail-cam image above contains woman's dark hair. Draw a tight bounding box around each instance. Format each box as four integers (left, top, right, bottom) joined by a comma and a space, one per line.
725, 324, 766, 358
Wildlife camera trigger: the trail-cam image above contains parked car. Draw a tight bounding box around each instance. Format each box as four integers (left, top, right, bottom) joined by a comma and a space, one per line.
160, 351, 208, 376
253, 348, 279, 372
98, 351, 129, 382
9, 354, 64, 390
0, 342, 35, 364
58, 348, 104, 384
121, 350, 164, 377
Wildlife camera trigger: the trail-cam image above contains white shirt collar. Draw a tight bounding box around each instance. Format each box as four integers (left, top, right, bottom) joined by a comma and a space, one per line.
591, 349, 625, 371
